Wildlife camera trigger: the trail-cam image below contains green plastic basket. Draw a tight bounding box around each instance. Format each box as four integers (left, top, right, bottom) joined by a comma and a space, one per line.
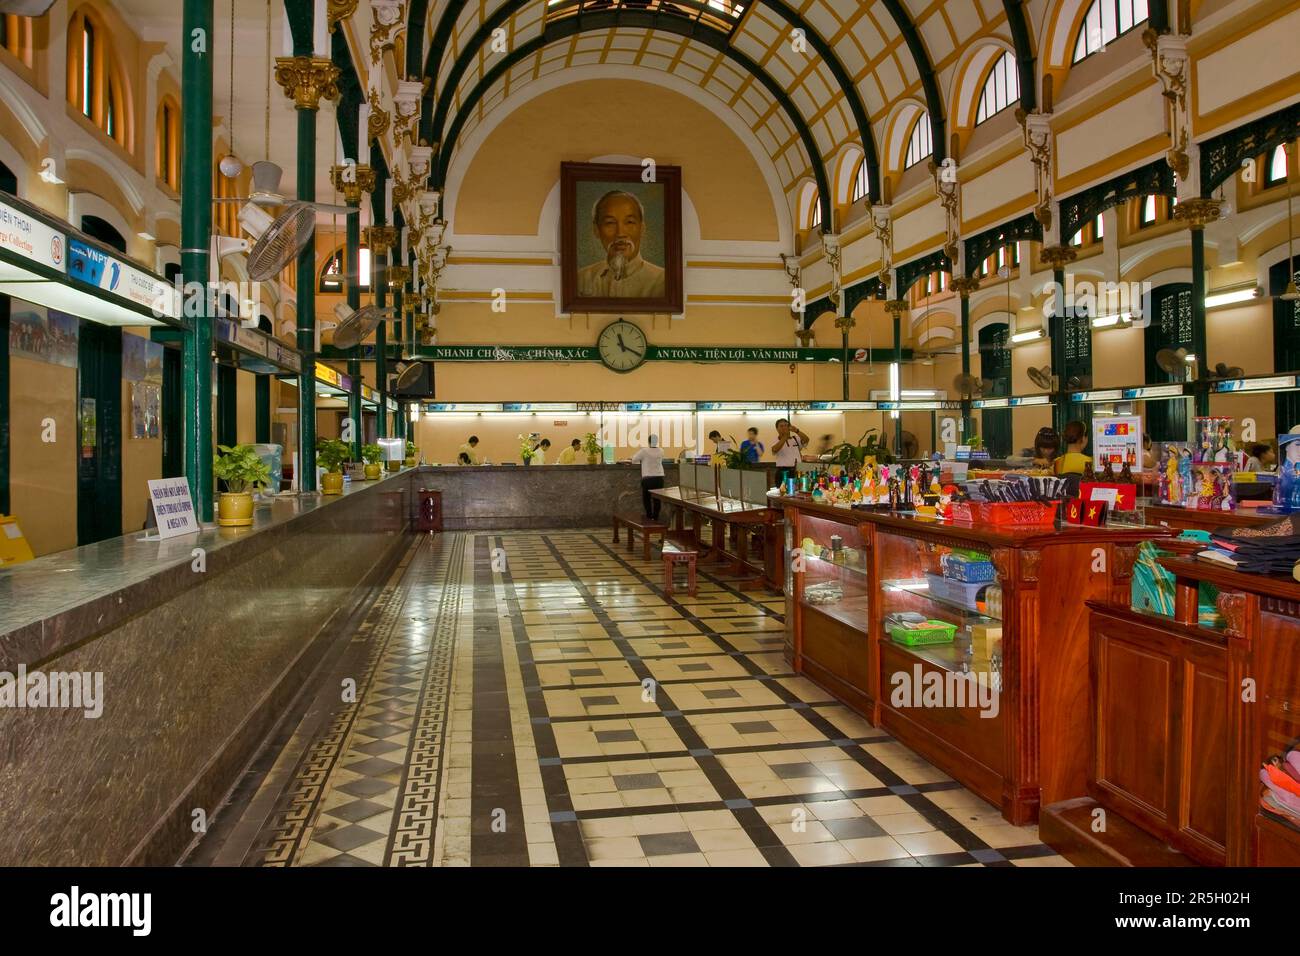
889, 620, 958, 646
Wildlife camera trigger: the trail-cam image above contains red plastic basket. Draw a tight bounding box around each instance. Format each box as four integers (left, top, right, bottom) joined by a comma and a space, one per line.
948, 500, 1059, 525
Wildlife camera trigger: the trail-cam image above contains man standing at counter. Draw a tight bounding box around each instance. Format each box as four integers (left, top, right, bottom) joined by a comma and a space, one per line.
557, 439, 582, 465
773, 418, 809, 486
459, 436, 481, 465
632, 434, 666, 520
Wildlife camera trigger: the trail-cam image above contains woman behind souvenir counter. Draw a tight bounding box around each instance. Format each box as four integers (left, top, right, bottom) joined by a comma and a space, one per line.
1053, 420, 1092, 475
1245, 442, 1277, 473
1028, 427, 1060, 469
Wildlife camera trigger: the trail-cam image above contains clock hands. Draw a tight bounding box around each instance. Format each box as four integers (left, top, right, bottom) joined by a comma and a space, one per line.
616, 332, 643, 359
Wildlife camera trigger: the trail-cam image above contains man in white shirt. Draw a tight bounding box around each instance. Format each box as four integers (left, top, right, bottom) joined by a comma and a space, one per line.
631, 434, 666, 519
772, 418, 809, 486
458, 436, 480, 465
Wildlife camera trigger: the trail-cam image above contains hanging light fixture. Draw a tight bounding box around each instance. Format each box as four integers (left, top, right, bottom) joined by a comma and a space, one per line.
218, 0, 243, 178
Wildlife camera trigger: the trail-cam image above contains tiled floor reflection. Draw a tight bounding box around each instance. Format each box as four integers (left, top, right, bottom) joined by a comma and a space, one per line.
195, 528, 1067, 867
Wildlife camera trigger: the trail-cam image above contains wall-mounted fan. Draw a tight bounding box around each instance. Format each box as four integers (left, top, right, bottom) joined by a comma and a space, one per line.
953, 373, 987, 399
238, 202, 318, 282
1156, 347, 1192, 380
332, 304, 394, 350
216, 161, 356, 216
1065, 374, 1092, 390
1026, 365, 1054, 391
1209, 361, 1245, 380
393, 361, 423, 391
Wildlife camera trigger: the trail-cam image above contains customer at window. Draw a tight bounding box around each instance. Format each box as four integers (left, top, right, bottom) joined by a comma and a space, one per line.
708, 430, 733, 454
1142, 432, 1158, 470
1246, 442, 1277, 472
1028, 427, 1060, 468
1054, 420, 1092, 475
459, 435, 480, 465
533, 438, 551, 465
557, 438, 581, 465
773, 418, 809, 486
632, 434, 666, 519
740, 427, 764, 464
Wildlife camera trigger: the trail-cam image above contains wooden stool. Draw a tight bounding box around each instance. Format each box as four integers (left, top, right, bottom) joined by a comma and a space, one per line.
613, 512, 667, 561
661, 541, 697, 596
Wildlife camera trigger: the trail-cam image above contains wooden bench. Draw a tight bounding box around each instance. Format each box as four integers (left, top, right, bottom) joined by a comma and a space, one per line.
661, 540, 698, 596
612, 512, 667, 560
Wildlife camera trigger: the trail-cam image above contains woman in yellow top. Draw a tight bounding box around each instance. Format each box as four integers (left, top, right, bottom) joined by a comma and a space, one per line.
1053, 420, 1092, 475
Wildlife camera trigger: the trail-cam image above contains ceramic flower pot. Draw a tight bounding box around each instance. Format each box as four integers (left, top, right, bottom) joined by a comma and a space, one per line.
346, 462, 366, 481
321, 471, 344, 495
387, 460, 401, 471
404, 456, 416, 468
364, 463, 382, 480
217, 491, 254, 527
587, 454, 600, 465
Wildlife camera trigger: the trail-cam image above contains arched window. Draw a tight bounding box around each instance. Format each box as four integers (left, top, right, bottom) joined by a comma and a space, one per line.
0, 14, 34, 68
809, 192, 822, 230
904, 113, 932, 169
797, 182, 820, 233
976, 51, 1019, 125
319, 246, 371, 293
1265, 143, 1290, 187
67, 7, 131, 150
1069, 213, 1105, 247
851, 157, 870, 203
1136, 193, 1172, 229
82, 214, 127, 253
157, 97, 180, 191
1073, 0, 1149, 63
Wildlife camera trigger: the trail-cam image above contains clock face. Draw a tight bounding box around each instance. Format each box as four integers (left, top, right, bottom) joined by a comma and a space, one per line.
597, 320, 648, 373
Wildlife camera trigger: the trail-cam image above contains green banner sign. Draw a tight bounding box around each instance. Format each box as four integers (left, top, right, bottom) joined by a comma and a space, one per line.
319, 344, 909, 363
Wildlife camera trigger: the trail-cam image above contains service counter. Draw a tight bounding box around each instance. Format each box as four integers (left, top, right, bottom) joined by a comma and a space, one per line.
0, 469, 415, 866
411, 461, 678, 529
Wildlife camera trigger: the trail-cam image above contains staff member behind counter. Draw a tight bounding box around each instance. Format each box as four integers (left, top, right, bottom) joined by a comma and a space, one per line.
459, 435, 481, 465
557, 438, 582, 465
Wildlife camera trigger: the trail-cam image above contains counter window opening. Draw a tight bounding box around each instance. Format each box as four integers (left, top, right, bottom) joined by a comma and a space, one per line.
975, 51, 1019, 126
67, 6, 132, 151
1072, 0, 1150, 63
320, 246, 372, 293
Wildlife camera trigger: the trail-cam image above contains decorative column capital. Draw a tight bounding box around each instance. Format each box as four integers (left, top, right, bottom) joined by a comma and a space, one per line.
330, 163, 375, 205
1040, 244, 1078, 270
794, 328, 816, 347
327, 0, 359, 32
274, 56, 340, 111
950, 275, 981, 298
387, 265, 411, 287
833, 314, 856, 332
883, 299, 909, 317
364, 225, 400, 255
1172, 197, 1223, 230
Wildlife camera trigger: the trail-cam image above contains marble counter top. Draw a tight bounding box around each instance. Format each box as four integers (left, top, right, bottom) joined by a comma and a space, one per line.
0, 469, 415, 664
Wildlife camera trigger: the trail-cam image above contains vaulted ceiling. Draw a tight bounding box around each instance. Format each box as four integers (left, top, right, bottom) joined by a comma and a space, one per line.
406, 0, 1038, 227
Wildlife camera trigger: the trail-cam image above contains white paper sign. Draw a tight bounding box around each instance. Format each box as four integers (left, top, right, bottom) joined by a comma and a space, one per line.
1092, 414, 1143, 473
1088, 487, 1119, 507
146, 478, 200, 539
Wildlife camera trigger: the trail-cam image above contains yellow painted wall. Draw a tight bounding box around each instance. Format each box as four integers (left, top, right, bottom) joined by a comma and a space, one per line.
236, 369, 257, 445
9, 357, 77, 556
119, 328, 161, 535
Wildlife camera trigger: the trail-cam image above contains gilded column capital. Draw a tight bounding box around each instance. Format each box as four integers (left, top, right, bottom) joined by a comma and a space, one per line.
327, 0, 359, 32
950, 275, 981, 298
274, 56, 340, 111
1040, 244, 1078, 270
883, 299, 909, 316
364, 225, 400, 256
387, 265, 411, 287
1172, 197, 1222, 230
330, 163, 375, 205
833, 314, 856, 332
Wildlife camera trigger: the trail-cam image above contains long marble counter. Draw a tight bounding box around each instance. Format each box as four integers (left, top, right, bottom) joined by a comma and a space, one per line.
0, 469, 415, 866
409, 461, 679, 529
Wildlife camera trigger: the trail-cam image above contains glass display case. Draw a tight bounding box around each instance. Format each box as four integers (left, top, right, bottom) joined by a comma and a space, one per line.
795, 510, 870, 630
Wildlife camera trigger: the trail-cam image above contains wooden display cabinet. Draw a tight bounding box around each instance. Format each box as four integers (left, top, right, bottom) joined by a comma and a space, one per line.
783, 497, 1166, 825
1050, 555, 1300, 866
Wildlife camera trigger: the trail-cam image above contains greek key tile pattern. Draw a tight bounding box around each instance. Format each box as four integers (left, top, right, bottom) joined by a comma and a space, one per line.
204, 527, 1067, 867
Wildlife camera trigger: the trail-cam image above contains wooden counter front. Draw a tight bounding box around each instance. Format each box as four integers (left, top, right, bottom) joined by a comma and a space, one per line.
780, 496, 1168, 824
1143, 503, 1274, 534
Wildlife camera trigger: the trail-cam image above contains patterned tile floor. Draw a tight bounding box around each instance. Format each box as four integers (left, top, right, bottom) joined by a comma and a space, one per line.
191, 528, 1069, 867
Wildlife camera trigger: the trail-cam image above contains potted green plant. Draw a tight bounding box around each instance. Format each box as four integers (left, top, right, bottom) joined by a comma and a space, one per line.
518, 433, 537, 466
361, 443, 384, 480
582, 432, 602, 465
214, 444, 271, 526
316, 438, 349, 495
404, 440, 417, 468
827, 428, 897, 475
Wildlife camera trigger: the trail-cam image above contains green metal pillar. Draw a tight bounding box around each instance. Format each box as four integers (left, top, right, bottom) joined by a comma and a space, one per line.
181, 0, 214, 520
892, 311, 903, 454
1050, 264, 1068, 434
346, 197, 362, 460
391, 265, 404, 443
959, 287, 974, 441
374, 245, 388, 439
255, 374, 270, 444
1191, 225, 1210, 416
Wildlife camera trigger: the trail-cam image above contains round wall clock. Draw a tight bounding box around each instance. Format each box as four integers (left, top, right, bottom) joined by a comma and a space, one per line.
597, 319, 648, 373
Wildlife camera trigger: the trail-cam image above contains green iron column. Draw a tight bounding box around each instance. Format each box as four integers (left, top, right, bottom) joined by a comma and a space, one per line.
389, 262, 410, 443
1042, 245, 1078, 434
275, 51, 339, 492
181, 0, 214, 520
952, 276, 980, 442
885, 296, 907, 454
1177, 199, 1222, 417
367, 225, 397, 440
346, 196, 362, 460
216, 363, 237, 446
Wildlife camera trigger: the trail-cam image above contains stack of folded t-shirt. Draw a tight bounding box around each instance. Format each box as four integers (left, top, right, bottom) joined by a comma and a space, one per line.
1260, 750, 1300, 826
1199, 514, 1300, 575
